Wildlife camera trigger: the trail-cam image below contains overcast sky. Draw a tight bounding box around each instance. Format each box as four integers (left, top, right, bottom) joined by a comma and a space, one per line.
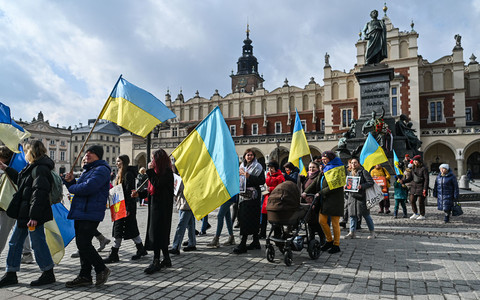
1, 0, 479, 128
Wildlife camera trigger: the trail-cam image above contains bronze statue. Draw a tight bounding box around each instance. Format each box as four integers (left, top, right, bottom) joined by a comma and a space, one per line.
363, 9, 387, 65
395, 114, 422, 151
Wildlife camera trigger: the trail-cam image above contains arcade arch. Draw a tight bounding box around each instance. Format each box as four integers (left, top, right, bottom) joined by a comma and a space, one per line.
423, 142, 456, 174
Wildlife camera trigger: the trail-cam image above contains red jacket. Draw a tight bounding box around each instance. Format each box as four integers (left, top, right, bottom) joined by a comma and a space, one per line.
262, 170, 285, 214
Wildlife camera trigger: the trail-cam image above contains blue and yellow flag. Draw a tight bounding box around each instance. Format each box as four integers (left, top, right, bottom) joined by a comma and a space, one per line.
45, 203, 75, 264
0, 145, 28, 210
99, 76, 176, 138
360, 132, 388, 172
0, 102, 31, 153
323, 157, 346, 190
393, 149, 403, 175
172, 106, 239, 220
9, 145, 28, 172
288, 109, 310, 176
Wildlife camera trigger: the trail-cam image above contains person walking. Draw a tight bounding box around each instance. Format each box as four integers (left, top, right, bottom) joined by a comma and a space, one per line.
0, 140, 56, 287
344, 157, 376, 239
104, 155, 147, 263
64, 145, 111, 288
402, 155, 429, 220
433, 164, 459, 223
233, 149, 265, 254
304, 151, 345, 254
132, 149, 174, 274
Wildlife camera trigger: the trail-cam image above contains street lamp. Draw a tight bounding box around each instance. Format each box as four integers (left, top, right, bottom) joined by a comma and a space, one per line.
276, 139, 281, 162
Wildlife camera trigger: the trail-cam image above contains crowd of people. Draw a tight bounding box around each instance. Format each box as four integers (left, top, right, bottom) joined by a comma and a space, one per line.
0, 142, 462, 288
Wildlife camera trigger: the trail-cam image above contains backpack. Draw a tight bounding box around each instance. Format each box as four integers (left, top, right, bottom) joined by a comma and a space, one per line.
32, 167, 64, 205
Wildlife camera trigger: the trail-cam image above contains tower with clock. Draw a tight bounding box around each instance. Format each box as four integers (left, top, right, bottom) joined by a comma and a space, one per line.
230, 24, 264, 93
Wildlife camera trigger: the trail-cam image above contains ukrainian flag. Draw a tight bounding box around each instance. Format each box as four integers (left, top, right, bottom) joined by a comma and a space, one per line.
360, 132, 388, 172
288, 109, 310, 176
323, 157, 346, 190
393, 149, 403, 175
45, 203, 75, 264
0, 102, 31, 153
99, 76, 176, 138
0, 145, 28, 210
172, 106, 239, 220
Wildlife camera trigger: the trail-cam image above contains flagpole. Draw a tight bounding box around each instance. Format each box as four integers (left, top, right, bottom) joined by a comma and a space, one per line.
69, 74, 123, 173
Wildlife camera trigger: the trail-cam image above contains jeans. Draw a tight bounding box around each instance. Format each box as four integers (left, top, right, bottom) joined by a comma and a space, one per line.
6, 223, 54, 272
172, 210, 196, 249
350, 215, 374, 232
75, 220, 106, 279
201, 215, 209, 233
216, 198, 235, 237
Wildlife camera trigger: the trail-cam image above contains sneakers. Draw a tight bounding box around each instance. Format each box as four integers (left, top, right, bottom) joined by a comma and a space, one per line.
328, 245, 341, 254
21, 252, 34, 264
410, 213, 420, 220
416, 215, 426, 220
30, 268, 55, 286
95, 267, 111, 287
0, 272, 18, 288
367, 231, 376, 239
65, 276, 93, 288
344, 232, 355, 239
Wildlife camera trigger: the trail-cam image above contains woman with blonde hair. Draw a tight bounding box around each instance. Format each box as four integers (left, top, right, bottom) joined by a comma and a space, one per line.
0, 140, 56, 287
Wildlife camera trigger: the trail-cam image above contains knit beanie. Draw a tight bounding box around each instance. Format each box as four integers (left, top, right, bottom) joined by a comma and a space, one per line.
86, 145, 104, 160
439, 163, 450, 170
321, 150, 336, 161
412, 155, 422, 162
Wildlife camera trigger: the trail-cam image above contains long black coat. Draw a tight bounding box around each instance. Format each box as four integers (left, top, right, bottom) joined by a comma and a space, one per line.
304, 174, 344, 217
139, 168, 173, 250
112, 166, 140, 240
6, 156, 54, 227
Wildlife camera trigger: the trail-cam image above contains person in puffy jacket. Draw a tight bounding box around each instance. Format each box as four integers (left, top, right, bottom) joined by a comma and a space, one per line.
0, 140, 55, 288
433, 164, 459, 223
64, 145, 111, 288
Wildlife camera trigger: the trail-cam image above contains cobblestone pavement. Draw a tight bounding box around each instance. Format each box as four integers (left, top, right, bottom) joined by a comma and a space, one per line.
1, 197, 479, 299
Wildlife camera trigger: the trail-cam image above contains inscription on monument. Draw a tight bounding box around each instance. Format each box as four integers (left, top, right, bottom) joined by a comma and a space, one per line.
360, 82, 390, 117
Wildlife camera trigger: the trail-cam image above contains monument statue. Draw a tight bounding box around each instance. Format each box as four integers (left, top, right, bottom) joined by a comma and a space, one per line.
454, 34, 462, 49
361, 108, 384, 137
337, 119, 357, 150
395, 114, 422, 151
363, 9, 387, 65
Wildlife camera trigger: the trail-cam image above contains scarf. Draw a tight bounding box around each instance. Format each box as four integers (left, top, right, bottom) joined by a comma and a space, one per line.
240, 158, 263, 200
305, 170, 320, 190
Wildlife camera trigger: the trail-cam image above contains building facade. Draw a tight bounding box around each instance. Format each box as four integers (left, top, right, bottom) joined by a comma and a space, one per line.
121, 8, 480, 178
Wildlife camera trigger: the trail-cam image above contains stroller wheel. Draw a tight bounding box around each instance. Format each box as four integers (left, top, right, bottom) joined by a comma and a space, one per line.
266, 245, 275, 263
284, 250, 293, 266
308, 239, 321, 260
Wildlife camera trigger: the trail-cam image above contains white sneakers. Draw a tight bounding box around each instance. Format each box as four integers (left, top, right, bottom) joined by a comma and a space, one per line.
410, 213, 420, 219
416, 215, 426, 220
367, 231, 376, 239
344, 232, 355, 239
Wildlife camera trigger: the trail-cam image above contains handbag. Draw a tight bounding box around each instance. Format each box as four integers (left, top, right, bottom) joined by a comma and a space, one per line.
365, 183, 384, 209
451, 202, 463, 216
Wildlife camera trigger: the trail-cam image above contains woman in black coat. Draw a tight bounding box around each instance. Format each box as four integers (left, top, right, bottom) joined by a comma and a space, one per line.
132, 149, 173, 274
402, 155, 429, 220
104, 155, 147, 264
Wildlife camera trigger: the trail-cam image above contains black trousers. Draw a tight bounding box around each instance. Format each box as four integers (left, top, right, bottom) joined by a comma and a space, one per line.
75, 220, 107, 279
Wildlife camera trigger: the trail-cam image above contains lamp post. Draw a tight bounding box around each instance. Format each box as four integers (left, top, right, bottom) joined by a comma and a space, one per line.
276, 139, 281, 163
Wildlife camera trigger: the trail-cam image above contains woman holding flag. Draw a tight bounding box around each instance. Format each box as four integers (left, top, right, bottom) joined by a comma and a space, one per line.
303, 151, 345, 254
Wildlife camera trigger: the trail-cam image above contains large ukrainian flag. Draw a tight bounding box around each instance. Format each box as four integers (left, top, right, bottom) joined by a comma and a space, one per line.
0, 102, 31, 153
323, 157, 346, 190
288, 109, 310, 176
45, 203, 75, 264
360, 132, 388, 172
99, 76, 176, 138
172, 107, 239, 220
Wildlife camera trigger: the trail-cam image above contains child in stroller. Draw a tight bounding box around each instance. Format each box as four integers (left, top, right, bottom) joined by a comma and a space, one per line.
265, 181, 322, 266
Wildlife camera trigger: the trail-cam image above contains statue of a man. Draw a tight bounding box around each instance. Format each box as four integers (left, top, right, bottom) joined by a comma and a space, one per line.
363, 9, 387, 65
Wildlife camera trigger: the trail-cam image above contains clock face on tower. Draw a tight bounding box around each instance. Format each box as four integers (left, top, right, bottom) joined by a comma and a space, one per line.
238, 77, 247, 87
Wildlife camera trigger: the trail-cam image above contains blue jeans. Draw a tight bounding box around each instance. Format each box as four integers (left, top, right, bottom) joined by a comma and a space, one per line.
6, 223, 54, 272
216, 198, 235, 237
172, 210, 196, 249
201, 215, 209, 233
349, 215, 374, 232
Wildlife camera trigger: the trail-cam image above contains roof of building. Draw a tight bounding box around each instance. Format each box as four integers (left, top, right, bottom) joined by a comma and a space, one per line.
72, 121, 124, 135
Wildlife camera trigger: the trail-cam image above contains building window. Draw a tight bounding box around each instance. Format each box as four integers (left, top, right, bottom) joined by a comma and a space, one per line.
106, 136, 109, 141
321, 119, 325, 132
466, 107, 472, 122
275, 122, 282, 134
50, 140, 55, 145
391, 86, 398, 116
301, 120, 307, 132
75, 136, 78, 141
100, 135, 103, 141
82, 135, 85, 141
61, 140, 65, 146
251, 123, 258, 135
50, 150, 55, 160
230, 125, 236, 136
428, 99, 444, 122
112, 137, 115, 142
341, 109, 353, 128
60, 151, 65, 161
74, 145, 78, 153
172, 127, 178, 137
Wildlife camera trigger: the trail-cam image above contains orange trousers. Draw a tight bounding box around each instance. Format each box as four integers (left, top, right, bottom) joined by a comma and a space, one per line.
319, 214, 340, 246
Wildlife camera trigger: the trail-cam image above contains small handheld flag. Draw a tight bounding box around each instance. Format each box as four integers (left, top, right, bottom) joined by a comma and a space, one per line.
360, 132, 388, 172
393, 150, 404, 175
288, 109, 310, 176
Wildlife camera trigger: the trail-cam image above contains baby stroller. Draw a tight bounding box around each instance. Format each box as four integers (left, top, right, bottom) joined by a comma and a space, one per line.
265, 181, 321, 266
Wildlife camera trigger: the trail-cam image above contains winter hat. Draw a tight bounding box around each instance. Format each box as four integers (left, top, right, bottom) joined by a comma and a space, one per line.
412, 155, 422, 162
408, 163, 413, 169
405, 154, 410, 158
439, 163, 450, 171
321, 150, 336, 161
86, 145, 104, 160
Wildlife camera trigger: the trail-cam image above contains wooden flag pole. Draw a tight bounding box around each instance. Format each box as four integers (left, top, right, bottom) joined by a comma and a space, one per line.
69, 74, 123, 173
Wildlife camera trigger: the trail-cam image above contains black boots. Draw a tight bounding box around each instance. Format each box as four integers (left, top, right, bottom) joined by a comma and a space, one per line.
320, 241, 333, 251
103, 247, 119, 263
30, 268, 55, 286
132, 243, 148, 260
144, 259, 161, 274
0, 272, 17, 288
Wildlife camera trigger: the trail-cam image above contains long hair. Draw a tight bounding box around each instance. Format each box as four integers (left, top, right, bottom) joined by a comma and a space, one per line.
151, 149, 171, 175
24, 140, 47, 163
348, 157, 361, 175
115, 154, 130, 185
242, 148, 255, 165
